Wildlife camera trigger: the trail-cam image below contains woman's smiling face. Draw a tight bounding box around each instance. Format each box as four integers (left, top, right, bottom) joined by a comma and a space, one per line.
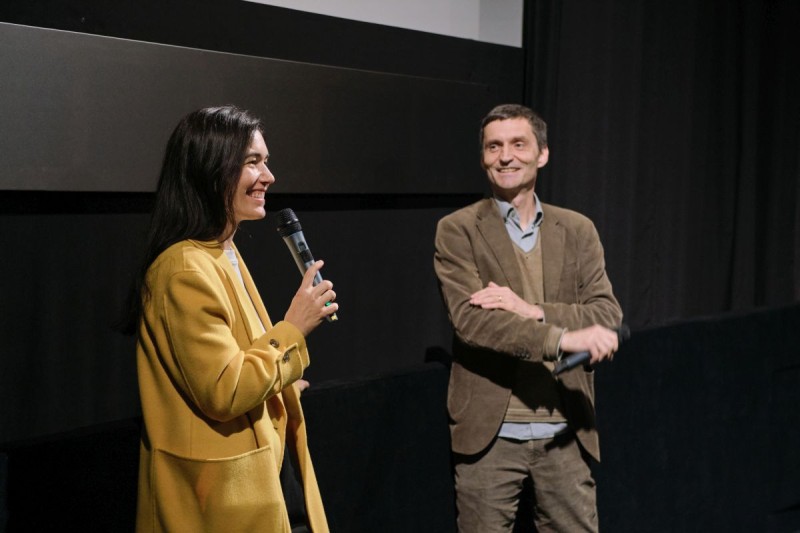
232, 130, 274, 225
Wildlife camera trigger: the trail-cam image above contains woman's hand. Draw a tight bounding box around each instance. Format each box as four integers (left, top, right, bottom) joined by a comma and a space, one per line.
284, 260, 338, 337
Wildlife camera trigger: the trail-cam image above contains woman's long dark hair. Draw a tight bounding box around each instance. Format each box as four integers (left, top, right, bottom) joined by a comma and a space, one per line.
119, 105, 263, 335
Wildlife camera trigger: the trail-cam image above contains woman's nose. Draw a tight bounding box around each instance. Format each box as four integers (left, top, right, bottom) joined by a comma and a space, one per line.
261, 163, 275, 183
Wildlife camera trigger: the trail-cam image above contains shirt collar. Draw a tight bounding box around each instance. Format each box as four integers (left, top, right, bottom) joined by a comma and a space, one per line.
494, 194, 544, 232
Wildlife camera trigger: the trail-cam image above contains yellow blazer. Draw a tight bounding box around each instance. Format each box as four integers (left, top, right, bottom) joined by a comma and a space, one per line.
135, 239, 328, 533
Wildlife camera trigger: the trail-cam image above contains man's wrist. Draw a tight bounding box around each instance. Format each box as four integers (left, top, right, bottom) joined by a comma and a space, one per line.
543, 326, 567, 361
556, 328, 567, 361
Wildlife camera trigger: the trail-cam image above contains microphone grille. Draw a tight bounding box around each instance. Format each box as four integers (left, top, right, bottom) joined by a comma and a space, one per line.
276, 208, 302, 237
276, 208, 298, 227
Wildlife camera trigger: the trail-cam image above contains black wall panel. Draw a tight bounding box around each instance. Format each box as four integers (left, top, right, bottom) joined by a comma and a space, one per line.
1, 22, 492, 194
0, 0, 524, 91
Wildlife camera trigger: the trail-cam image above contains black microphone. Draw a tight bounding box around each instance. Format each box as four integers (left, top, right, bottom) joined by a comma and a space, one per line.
552, 324, 630, 376
276, 208, 338, 322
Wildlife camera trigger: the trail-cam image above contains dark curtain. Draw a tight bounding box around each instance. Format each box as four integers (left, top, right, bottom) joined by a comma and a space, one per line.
524, 0, 800, 328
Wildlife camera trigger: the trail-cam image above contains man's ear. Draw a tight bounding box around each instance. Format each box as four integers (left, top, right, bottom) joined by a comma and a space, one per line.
537, 146, 550, 168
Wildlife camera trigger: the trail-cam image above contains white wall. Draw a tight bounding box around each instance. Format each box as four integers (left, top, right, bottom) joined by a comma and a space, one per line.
243, 0, 523, 47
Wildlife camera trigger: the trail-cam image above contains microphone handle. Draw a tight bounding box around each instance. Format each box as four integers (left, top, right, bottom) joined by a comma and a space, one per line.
301, 258, 338, 322
552, 351, 590, 376
283, 236, 337, 322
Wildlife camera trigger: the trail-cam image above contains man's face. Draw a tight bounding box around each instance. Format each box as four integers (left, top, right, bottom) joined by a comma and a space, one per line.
232, 130, 274, 224
482, 117, 549, 198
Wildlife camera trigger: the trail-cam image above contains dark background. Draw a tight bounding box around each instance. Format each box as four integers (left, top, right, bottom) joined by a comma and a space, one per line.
1, 0, 799, 531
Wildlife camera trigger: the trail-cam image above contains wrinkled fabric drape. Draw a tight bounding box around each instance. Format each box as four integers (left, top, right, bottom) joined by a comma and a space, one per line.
524, 0, 800, 328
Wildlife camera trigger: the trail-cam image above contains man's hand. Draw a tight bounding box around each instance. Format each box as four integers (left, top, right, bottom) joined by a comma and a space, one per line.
560, 325, 618, 364
470, 281, 544, 320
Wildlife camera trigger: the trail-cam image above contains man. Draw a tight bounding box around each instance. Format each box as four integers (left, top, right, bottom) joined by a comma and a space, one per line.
434, 104, 622, 532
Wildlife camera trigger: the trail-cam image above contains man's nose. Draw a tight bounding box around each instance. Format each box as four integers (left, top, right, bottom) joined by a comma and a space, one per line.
499, 145, 513, 162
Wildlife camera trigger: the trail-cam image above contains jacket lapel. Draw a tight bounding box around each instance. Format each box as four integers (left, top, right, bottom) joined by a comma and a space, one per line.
539, 204, 565, 302
475, 199, 526, 295
196, 241, 263, 344
475, 199, 566, 303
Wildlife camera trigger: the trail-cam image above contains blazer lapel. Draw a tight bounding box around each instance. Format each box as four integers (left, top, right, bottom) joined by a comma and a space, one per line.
539, 204, 565, 302
475, 199, 526, 295
201, 242, 263, 344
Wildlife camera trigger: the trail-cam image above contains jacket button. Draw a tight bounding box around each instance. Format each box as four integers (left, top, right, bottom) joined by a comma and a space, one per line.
269, 339, 280, 348
282, 352, 290, 363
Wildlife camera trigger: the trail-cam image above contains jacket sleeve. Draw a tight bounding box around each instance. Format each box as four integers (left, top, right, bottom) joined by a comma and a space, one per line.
158, 264, 308, 422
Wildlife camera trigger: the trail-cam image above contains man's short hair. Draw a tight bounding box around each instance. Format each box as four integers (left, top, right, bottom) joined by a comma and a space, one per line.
480, 104, 548, 150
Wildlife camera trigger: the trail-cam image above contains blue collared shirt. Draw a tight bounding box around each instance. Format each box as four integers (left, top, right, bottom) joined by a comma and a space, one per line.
494, 195, 544, 252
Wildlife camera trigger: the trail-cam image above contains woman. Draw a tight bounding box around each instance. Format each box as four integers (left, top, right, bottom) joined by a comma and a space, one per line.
122, 105, 336, 532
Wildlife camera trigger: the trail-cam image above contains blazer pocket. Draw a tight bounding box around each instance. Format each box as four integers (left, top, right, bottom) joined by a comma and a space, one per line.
152, 445, 287, 533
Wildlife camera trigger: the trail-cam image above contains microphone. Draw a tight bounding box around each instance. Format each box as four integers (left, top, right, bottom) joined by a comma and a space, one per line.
276, 208, 338, 322
552, 324, 630, 376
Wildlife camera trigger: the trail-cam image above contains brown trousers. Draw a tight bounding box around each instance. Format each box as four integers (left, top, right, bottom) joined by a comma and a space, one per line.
454, 431, 598, 533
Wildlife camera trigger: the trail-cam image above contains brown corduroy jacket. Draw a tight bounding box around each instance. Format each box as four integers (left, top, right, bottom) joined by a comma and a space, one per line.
434, 199, 622, 461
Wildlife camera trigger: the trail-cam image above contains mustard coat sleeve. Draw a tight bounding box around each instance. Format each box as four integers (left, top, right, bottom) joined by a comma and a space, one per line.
148, 246, 309, 422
